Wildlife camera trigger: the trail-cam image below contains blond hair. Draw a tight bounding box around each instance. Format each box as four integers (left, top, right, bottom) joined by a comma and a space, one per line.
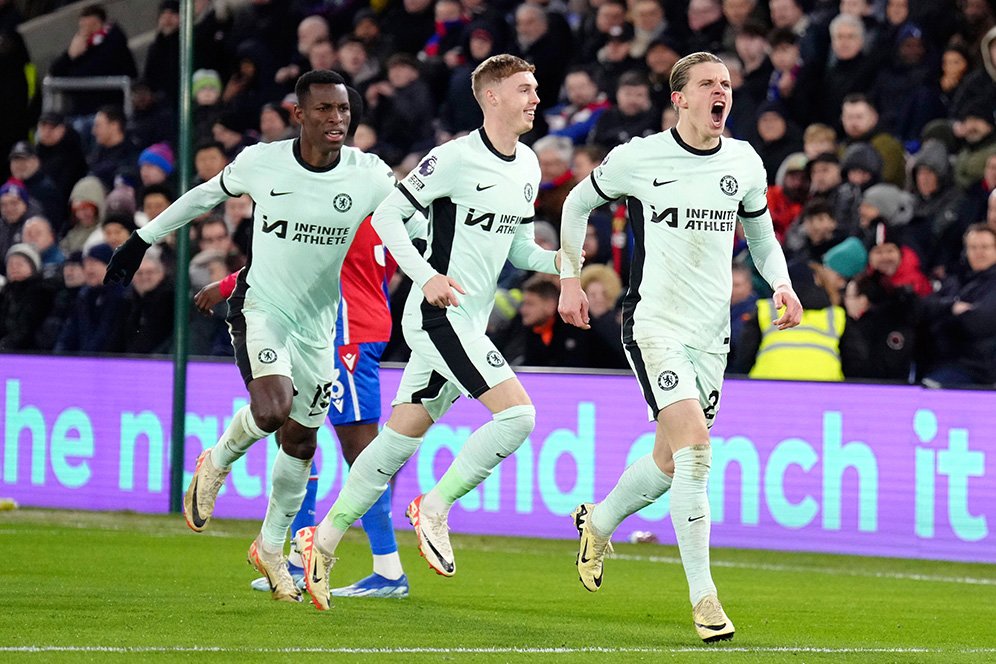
804, 122, 837, 144
668, 51, 724, 99
580, 264, 623, 304
471, 54, 536, 105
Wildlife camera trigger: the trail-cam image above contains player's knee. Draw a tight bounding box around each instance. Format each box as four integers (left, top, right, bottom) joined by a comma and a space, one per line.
251, 402, 290, 433
495, 404, 536, 440
282, 438, 316, 460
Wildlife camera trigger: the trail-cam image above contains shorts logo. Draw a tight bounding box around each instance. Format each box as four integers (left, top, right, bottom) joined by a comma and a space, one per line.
418, 156, 437, 176
258, 348, 277, 364
486, 350, 506, 367
719, 175, 738, 196
523, 183, 534, 201
887, 331, 905, 350
657, 370, 678, 391
333, 193, 352, 212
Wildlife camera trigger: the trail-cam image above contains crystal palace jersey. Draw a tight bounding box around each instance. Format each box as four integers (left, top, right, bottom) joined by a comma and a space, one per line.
587, 129, 771, 353
138, 139, 395, 346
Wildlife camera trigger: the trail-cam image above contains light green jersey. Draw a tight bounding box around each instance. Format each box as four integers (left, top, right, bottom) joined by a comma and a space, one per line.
376, 128, 555, 332
137, 139, 395, 346
562, 128, 790, 353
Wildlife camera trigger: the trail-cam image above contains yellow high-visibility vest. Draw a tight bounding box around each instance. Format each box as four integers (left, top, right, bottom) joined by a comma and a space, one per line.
750, 299, 846, 381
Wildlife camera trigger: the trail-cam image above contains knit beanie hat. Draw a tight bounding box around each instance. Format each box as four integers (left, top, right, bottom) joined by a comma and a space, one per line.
192, 69, 222, 96
822, 237, 868, 279
138, 142, 175, 176
85, 243, 114, 265
840, 142, 883, 178
0, 179, 29, 204
5, 243, 41, 274
862, 184, 915, 225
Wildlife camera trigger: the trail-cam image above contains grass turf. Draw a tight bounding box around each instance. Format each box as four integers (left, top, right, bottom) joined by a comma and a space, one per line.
1, 509, 994, 663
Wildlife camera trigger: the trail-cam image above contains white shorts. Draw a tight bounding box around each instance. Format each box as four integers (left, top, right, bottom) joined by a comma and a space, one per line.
228, 306, 335, 429
393, 319, 515, 422
623, 338, 725, 427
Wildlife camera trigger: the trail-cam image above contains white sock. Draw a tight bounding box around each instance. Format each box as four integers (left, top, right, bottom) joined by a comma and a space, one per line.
372, 552, 405, 580
211, 405, 271, 469
670, 444, 717, 606
591, 454, 672, 536
260, 448, 311, 551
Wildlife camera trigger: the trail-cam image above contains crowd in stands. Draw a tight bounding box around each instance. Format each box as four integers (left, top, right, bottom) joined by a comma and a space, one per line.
0, 0, 994, 388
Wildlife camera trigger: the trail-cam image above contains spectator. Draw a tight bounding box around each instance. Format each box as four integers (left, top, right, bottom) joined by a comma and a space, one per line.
335, 35, 380, 95
840, 94, 906, 188
546, 66, 611, 145
784, 198, 840, 264
439, 24, 497, 139
0, 179, 30, 272
871, 24, 944, 145
8, 141, 63, 229
188, 249, 232, 356
129, 79, 177, 149
951, 96, 996, 192
937, 43, 973, 116
589, 71, 657, 149
767, 27, 814, 128
0, 243, 54, 351
62, 175, 105, 255
365, 54, 435, 166
21, 216, 65, 279
48, 3, 138, 118
212, 113, 255, 161
728, 260, 758, 370
99, 211, 137, 250
736, 261, 859, 380
906, 139, 966, 276
501, 278, 593, 367
645, 36, 682, 111
36, 251, 85, 350
533, 135, 576, 228
222, 40, 280, 134
630, 0, 675, 59
579, 263, 628, 368
686, 0, 727, 55
821, 235, 869, 295
54, 242, 125, 352
767, 151, 809, 242
143, 1, 181, 104
843, 271, 918, 382
114, 247, 174, 354
351, 8, 395, 69
88, 106, 138, 191
815, 14, 882, 127
769, 0, 821, 66
275, 15, 329, 88
137, 184, 173, 227
594, 23, 642, 97
734, 21, 774, 112
510, 4, 570, 125
192, 69, 223, 143
837, 142, 884, 233
753, 101, 804, 185
137, 142, 174, 188
865, 218, 932, 297
258, 103, 294, 144
35, 112, 88, 211
223, 193, 253, 257
802, 122, 837, 159
379, 0, 436, 57
919, 224, 996, 387
578, 0, 628, 64
193, 140, 228, 185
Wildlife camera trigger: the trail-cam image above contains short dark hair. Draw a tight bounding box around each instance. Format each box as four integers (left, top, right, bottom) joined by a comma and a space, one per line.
194, 140, 226, 156
295, 69, 346, 105
97, 105, 126, 128
141, 184, 174, 203
523, 278, 560, 301
802, 198, 834, 221
842, 92, 874, 109
617, 70, 649, 90
768, 27, 798, 49
965, 223, 996, 242
80, 4, 107, 21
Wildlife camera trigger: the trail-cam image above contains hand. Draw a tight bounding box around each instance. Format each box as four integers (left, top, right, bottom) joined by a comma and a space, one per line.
422, 273, 465, 308
274, 64, 300, 84
194, 281, 225, 315
104, 232, 151, 286
67, 32, 88, 58
952, 301, 974, 316
772, 285, 802, 330
558, 277, 591, 329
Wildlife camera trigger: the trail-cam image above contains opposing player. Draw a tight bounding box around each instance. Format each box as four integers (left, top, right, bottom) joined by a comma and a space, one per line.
104, 70, 397, 603
198, 215, 410, 599
294, 54, 563, 612
558, 52, 802, 642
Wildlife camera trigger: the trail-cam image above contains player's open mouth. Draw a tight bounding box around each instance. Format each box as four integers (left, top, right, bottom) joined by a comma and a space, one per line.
524, 109, 535, 121
325, 129, 345, 141
709, 102, 725, 129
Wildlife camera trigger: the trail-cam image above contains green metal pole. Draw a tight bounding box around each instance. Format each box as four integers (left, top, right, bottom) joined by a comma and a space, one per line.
169, 0, 195, 513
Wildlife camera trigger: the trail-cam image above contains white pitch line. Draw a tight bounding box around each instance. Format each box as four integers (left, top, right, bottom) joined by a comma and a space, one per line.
4, 647, 996, 654
609, 552, 996, 587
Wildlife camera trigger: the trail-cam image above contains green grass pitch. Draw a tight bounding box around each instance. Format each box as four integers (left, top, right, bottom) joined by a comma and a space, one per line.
1, 509, 994, 663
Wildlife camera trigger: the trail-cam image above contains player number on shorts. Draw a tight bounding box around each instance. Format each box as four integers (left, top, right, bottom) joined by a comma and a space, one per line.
310, 381, 334, 410
702, 390, 720, 421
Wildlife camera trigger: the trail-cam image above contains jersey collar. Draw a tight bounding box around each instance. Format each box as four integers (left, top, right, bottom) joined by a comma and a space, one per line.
670, 127, 722, 156
293, 138, 342, 172
478, 127, 516, 162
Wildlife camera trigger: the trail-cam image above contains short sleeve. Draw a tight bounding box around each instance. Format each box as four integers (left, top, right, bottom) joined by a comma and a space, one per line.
396, 144, 460, 212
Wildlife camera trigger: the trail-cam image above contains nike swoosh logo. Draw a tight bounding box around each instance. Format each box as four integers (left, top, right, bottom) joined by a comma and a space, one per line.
312, 569, 323, 584
270, 189, 292, 196
376, 468, 392, 475
696, 622, 728, 631
688, 515, 706, 522
653, 179, 677, 187
190, 479, 206, 528
425, 537, 455, 573
475, 183, 496, 191
580, 540, 591, 564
